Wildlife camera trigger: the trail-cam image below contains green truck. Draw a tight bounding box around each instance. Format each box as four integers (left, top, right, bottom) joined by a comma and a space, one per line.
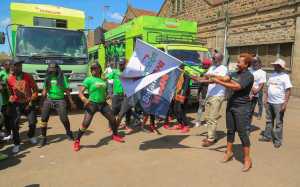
1, 3, 88, 96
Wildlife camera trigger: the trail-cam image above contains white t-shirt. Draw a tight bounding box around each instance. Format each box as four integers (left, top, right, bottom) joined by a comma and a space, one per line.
250, 68, 267, 97
267, 72, 292, 104
206, 65, 228, 97
104, 67, 113, 84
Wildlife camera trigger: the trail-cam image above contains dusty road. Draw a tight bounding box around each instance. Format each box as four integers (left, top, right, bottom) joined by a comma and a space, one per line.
1, 97, 300, 187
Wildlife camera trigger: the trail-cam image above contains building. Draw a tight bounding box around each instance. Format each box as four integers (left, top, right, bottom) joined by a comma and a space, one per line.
122, 5, 157, 23
87, 5, 156, 47
158, 0, 300, 96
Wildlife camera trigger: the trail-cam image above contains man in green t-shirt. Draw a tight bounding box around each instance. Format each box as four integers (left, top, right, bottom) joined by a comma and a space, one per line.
73, 63, 124, 152
0, 60, 11, 140
107, 59, 133, 133
39, 63, 76, 147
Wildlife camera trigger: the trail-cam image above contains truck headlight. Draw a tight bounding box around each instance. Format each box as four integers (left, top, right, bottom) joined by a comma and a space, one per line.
69, 73, 86, 80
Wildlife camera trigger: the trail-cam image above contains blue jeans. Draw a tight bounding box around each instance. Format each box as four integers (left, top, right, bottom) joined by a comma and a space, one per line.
263, 103, 284, 145
257, 90, 264, 117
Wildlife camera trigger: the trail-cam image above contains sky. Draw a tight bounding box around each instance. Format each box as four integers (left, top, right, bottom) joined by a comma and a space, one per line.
0, 0, 164, 53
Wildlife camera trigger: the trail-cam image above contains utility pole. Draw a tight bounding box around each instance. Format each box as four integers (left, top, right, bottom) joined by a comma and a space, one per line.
102, 5, 110, 24
223, 0, 230, 65
87, 16, 93, 29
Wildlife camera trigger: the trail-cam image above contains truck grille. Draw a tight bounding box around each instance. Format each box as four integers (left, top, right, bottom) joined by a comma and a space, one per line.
36, 70, 73, 80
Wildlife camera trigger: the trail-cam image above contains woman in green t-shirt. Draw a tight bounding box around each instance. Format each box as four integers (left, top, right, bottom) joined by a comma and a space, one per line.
73, 63, 124, 152
39, 63, 76, 147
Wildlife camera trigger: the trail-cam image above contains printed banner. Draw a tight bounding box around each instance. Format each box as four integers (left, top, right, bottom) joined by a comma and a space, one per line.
136, 69, 181, 117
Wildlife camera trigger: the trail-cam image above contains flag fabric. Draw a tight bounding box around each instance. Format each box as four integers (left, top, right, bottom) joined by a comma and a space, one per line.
121, 39, 182, 97
136, 68, 181, 117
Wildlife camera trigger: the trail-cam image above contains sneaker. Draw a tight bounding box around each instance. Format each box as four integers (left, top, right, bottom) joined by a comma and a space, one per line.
73, 140, 81, 151
149, 124, 156, 133
29, 137, 38, 144
163, 123, 170, 130
0, 132, 5, 137
195, 122, 201, 127
171, 124, 184, 130
180, 126, 190, 133
274, 143, 282, 149
3, 134, 12, 141
39, 137, 47, 147
112, 135, 125, 143
259, 136, 271, 142
66, 132, 74, 141
12, 145, 20, 153
202, 139, 217, 147
125, 126, 134, 134
0, 153, 8, 161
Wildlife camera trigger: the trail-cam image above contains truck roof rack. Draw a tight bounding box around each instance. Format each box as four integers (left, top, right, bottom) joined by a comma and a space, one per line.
156, 34, 207, 45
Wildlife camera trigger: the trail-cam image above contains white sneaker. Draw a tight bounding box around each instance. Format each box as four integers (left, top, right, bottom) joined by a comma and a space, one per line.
0, 132, 5, 137
12, 145, 20, 153
195, 122, 201, 127
29, 137, 37, 144
3, 134, 12, 141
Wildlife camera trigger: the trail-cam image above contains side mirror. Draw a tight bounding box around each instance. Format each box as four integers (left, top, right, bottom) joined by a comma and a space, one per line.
0, 32, 5, 44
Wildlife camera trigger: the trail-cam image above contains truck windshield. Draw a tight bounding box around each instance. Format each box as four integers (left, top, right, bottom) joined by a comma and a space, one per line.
16, 27, 87, 59
168, 50, 209, 66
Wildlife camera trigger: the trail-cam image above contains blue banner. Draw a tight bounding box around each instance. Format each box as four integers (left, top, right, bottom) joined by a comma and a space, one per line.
137, 69, 181, 118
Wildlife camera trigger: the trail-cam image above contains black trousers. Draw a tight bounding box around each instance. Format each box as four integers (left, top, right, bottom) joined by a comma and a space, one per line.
81, 102, 118, 135
112, 95, 131, 125
174, 100, 188, 126
226, 103, 251, 147
40, 99, 71, 135
9, 102, 37, 145
1, 105, 11, 136
248, 97, 259, 131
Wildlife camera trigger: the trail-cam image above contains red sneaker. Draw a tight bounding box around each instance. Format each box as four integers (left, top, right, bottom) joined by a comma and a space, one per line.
163, 123, 170, 130
149, 124, 156, 133
171, 124, 184, 130
180, 126, 190, 133
125, 126, 134, 134
73, 140, 80, 152
112, 135, 125, 143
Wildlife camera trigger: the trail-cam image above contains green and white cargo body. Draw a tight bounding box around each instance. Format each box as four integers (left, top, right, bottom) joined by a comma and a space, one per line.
10, 3, 88, 94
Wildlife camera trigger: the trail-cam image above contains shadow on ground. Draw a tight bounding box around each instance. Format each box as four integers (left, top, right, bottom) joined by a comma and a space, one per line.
139, 135, 191, 150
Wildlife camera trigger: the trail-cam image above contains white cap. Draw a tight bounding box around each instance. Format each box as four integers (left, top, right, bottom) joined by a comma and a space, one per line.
271, 58, 286, 68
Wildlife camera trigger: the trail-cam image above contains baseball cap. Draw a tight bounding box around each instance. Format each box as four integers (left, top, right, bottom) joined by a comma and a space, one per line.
271, 58, 286, 68
202, 58, 212, 68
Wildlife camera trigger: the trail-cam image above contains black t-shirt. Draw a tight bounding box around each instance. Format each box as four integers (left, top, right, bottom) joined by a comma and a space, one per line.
228, 70, 254, 105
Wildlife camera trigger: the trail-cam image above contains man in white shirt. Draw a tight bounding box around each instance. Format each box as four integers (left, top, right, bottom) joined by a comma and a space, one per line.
195, 52, 228, 147
259, 59, 292, 148
249, 57, 266, 133
104, 61, 114, 97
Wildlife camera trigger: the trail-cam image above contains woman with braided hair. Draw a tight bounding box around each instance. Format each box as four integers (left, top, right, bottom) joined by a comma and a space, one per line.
39, 63, 76, 147
73, 63, 124, 152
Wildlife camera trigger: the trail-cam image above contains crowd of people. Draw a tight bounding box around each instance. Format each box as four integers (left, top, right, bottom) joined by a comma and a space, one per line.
0, 50, 292, 172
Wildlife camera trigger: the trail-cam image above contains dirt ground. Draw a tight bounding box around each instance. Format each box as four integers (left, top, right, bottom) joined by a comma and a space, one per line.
1, 97, 300, 187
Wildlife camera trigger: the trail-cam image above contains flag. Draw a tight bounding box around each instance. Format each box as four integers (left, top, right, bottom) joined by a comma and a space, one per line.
121, 39, 182, 97
137, 68, 181, 117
